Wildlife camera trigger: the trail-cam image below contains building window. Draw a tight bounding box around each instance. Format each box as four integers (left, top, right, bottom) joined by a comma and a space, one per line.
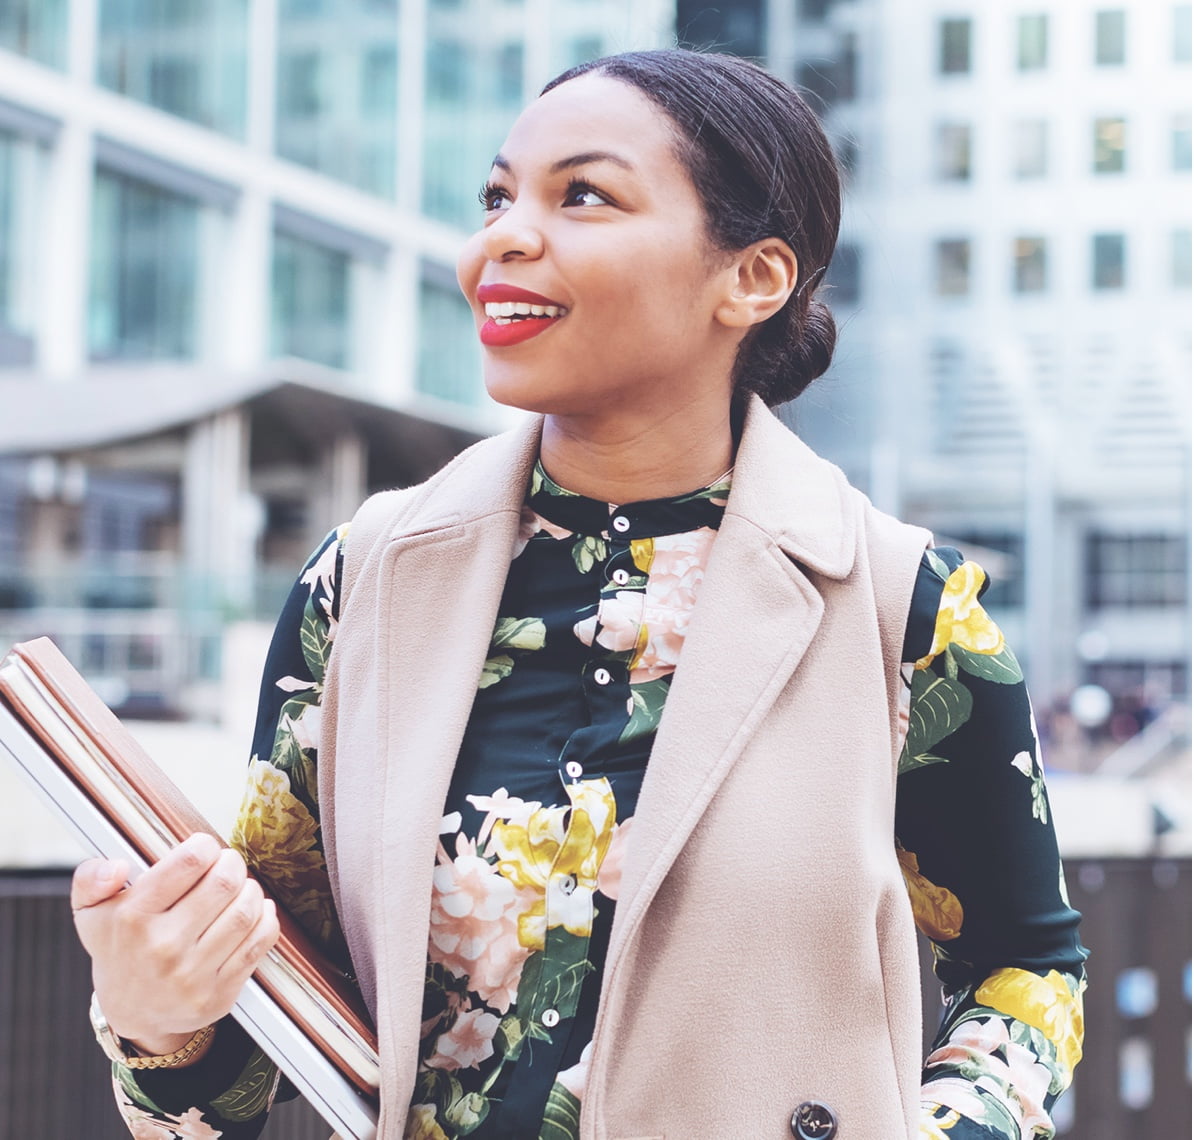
1013, 236, 1047, 292
0, 0, 68, 69
799, 0, 835, 21
1173, 113, 1192, 171
1093, 116, 1127, 173
935, 123, 973, 180
1173, 228, 1192, 288
1085, 534, 1188, 609
1092, 233, 1126, 289
1095, 10, 1126, 64
88, 167, 199, 361
935, 238, 972, 296
826, 243, 862, 306
949, 531, 1024, 607
278, 52, 322, 118
1012, 118, 1049, 177
271, 230, 351, 370
838, 32, 859, 101
361, 43, 398, 118
97, 0, 248, 138
1017, 14, 1049, 70
1175, 4, 1192, 63
418, 269, 483, 405
798, 59, 840, 109
939, 17, 972, 75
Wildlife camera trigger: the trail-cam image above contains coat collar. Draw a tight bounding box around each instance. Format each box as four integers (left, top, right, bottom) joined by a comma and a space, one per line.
389, 395, 858, 580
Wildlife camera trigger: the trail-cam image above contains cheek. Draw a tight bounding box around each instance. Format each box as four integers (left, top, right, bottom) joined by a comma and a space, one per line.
456, 232, 486, 304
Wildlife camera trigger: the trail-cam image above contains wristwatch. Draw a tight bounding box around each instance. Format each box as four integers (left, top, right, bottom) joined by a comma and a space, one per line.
89, 992, 215, 1070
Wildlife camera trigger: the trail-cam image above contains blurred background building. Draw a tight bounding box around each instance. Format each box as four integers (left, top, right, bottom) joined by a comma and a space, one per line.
0, 1, 1189, 1137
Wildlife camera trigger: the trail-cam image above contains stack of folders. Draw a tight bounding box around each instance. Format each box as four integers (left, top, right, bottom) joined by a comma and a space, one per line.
0, 637, 379, 1140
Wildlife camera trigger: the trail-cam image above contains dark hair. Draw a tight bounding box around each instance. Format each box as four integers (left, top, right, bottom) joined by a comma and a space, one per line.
542, 49, 841, 407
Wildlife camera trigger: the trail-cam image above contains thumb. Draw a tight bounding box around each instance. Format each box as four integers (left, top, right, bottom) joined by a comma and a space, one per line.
71, 858, 129, 911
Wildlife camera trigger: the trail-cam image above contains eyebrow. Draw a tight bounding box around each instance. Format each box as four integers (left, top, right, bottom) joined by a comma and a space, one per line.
490, 150, 636, 175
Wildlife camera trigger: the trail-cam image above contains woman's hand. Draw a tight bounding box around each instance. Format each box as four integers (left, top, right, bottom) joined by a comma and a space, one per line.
71, 832, 280, 1060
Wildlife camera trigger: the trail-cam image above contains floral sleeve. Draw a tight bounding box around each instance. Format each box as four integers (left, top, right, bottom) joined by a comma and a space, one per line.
111, 527, 349, 1139
898, 549, 1088, 1140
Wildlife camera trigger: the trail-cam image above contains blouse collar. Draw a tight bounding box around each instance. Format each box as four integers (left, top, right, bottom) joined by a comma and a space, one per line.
526, 459, 733, 540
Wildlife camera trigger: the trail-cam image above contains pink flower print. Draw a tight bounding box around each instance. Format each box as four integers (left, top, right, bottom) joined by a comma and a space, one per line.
573, 590, 645, 655
632, 527, 717, 682
425, 1006, 501, 1071
597, 817, 634, 901
556, 1041, 595, 1099
427, 849, 533, 1013
513, 506, 574, 558
114, 1089, 225, 1139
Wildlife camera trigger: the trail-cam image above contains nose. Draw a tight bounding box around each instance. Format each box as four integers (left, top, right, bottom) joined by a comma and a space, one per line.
481, 204, 545, 263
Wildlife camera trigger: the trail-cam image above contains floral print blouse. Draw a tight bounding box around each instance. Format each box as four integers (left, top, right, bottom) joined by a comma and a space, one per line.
114, 462, 1087, 1140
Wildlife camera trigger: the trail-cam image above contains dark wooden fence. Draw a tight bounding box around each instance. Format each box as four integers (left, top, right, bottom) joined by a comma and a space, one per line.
2, 858, 1189, 1139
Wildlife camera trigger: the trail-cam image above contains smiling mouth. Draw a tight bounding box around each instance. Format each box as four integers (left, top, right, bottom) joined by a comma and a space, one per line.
484, 301, 568, 325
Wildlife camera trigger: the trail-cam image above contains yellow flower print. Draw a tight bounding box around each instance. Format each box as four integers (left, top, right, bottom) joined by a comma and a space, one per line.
916, 562, 1005, 670
920, 1107, 962, 1138
897, 849, 964, 942
230, 759, 334, 941
405, 1103, 451, 1140
488, 778, 618, 949
975, 968, 1085, 1077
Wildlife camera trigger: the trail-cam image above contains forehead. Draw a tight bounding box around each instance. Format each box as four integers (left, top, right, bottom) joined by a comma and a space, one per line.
495, 73, 685, 180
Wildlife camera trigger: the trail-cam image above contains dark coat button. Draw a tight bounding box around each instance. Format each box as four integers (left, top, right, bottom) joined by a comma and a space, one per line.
790, 1100, 837, 1140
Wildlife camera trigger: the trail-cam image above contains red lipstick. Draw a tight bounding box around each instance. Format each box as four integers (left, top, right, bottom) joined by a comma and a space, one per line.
477, 283, 568, 347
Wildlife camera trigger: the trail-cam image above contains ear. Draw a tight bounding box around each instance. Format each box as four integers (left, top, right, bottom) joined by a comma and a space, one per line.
714, 238, 800, 330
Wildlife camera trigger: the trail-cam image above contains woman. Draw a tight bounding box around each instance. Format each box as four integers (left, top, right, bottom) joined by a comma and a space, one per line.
72, 50, 1086, 1140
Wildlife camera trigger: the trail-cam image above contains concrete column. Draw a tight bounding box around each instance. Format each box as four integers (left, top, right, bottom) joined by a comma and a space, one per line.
182, 409, 253, 613
314, 433, 367, 542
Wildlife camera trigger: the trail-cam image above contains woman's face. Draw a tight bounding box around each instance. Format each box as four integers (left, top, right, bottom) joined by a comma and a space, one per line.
456, 73, 742, 419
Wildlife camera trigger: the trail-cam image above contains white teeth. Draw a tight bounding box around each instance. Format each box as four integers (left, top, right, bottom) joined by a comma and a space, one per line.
484, 301, 566, 319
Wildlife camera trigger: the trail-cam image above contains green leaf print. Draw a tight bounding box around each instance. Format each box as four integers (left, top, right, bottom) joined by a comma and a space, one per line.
270, 695, 319, 804
445, 1089, 490, 1135
114, 1064, 164, 1113
492, 616, 548, 652
299, 606, 330, 684
620, 677, 672, 743
572, 535, 608, 574
898, 669, 973, 775
925, 548, 953, 581
479, 654, 514, 690
210, 1048, 278, 1122
496, 1013, 529, 1062
539, 1083, 582, 1140
948, 643, 1024, 684
528, 928, 594, 1021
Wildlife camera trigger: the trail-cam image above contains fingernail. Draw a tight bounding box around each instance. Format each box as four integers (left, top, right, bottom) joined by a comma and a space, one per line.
96, 863, 118, 883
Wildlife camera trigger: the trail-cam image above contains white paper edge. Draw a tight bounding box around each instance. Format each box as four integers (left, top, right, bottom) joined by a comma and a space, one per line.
0, 700, 378, 1140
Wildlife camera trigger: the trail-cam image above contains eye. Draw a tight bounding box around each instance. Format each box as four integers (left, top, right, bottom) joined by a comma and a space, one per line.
563, 179, 610, 208
478, 180, 512, 212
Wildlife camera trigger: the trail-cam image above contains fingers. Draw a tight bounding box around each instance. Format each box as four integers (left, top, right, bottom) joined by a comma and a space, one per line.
171, 848, 250, 945
126, 833, 224, 915
191, 870, 262, 960
215, 897, 280, 991
71, 858, 129, 911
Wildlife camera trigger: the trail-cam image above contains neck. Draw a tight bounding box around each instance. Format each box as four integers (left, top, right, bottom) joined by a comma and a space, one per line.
538, 393, 736, 503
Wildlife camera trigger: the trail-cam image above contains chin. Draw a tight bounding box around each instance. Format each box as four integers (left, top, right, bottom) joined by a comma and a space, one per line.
482, 366, 585, 417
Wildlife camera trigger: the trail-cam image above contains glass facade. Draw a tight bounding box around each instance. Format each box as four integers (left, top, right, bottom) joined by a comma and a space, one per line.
1175, 4, 1192, 64
1173, 228, 1192, 288
935, 122, 972, 180
1172, 113, 1192, 172
1091, 232, 1126, 290
88, 167, 200, 361
96, 0, 249, 138
1093, 116, 1127, 173
939, 17, 972, 75
936, 238, 971, 296
0, 129, 41, 364
275, 0, 399, 199
1017, 14, 1048, 71
0, 0, 68, 68
1095, 9, 1126, 66
1013, 236, 1047, 293
270, 229, 352, 369
1012, 118, 1048, 178
421, 0, 654, 229
417, 270, 482, 405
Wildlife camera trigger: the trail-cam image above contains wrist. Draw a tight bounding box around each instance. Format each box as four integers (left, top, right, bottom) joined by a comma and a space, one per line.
90, 993, 218, 1070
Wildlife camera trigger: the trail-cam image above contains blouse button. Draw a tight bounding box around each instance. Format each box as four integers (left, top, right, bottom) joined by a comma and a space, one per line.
559, 873, 577, 895
593, 667, 612, 686
541, 1009, 561, 1028
565, 760, 584, 779
611, 515, 630, 533
611, 568, 630, 585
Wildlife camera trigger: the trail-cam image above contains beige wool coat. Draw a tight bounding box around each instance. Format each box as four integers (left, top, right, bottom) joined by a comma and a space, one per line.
319, 396, 932, 1140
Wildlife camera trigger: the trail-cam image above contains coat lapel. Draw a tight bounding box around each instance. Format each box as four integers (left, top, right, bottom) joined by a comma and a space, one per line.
604, 397, 862, 967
